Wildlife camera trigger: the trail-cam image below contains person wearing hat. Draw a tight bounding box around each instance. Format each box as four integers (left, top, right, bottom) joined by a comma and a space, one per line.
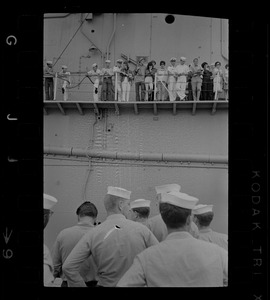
62, 186, 158, 287
133, 57, 146, 101
113, 59, 123, 101
175, 57, 190, 101
44, 193, 58, 286
87, 63, 101, 101
167, 58, 178, 101
129, 199, 151, 226
52, 201, 99, 287
44, 60, 55, 100
193, 204, 228, 250
147, 184, 199, 242
100, 60, 114, 101
189, 58, 203, 101
58, 65, 71, 101
121, 61, 133, 102
117, 191, 228, 287
147, 184, 181, 242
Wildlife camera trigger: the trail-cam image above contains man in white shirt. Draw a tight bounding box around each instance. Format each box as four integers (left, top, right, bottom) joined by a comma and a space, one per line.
175, 57, 190, 101
167, 58, 178, 101
59, 65, 71, 101
62, 186, 158, 287
113, 59, 123, 101
193, 204, 228, 250
117, 191, 228, 287
87, 63, 101, 101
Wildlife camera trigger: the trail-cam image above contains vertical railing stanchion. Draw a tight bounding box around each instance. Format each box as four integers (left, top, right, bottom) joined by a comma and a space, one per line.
154, 73, 157, 101
54, 73, 58, 101
115, 72, 117, 101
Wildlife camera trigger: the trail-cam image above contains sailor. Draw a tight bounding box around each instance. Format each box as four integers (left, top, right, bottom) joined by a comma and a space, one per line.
44, 60, 55, 100
117, 191, 228, 287
193, 204, 228, 250
87, 63, 101, 101
44, 193, 58, 286
59, 65, 71, 101
52, 201, 99, 287
129, 199, 151, 226
167, 58, 178, 101
100, 60, 114, 101
147, 184, 199, 241
62, 186, 158, 287
147, 184, 181, 242
113, 59, 123, 101
175, 57, 190, 101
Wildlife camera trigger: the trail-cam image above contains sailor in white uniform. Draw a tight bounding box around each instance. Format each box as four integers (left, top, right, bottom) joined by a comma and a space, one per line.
44, 193, 58, 286
175, 57, 190, 100
129, 199, 151, 226
147, 184, 199, 241
167, 58, 178, 101
193, 204, 228, 250
117, 191, 228, 287
87, 63, 101, 101
62, 186, 158, 287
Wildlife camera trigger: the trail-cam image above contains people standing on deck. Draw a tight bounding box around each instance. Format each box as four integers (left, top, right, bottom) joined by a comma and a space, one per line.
212, 61, 223, 100
52, 201, 99, 287
100, 60, 114, 101
121, 61, 133, 102
113, 59, 123, 101
59, 65, 71, 101
150, 60, 157, 101
189, 58, 203, 101
201, 62, 213, 100
44, 60, 55, 100
175, 57, 190, 101
167, 58, 178, 101
133, 58, 146, 101
87, 63, 101, 101
44, 194, 58, 286
156, 61, 168, 101
117, 191, 228, 287
223, 63, 229, 101
193, 204, 228, 250
62, 186, 158, 287
128, 199, 151, 226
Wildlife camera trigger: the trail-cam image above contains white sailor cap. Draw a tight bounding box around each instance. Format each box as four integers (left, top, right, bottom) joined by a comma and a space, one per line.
170, 57, 177, 62
107, 186, 131, 200
180, 57, 186, 61
92, 63, 98, 67
61, 65, 68, 69
116, 59, 123, 63
193, 204, 213, 215
46, 60, 53, 65
130, 199, 151, 209
105, 60, 111, 63
44, 193, 58, 210
161, 191, 199, 209
155, 184, 181, 194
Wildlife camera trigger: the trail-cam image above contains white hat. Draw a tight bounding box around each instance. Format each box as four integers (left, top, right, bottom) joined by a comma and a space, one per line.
46, 60, 53, 65
161, 191, 199, 209
131, 199, 151, 209
116, 59, 123, 63
170, 57, 176, 62
155, 184, 181, 194
105, 59, 111, 63
193, 204, 213, 215
92, 63, 97, 67
107, 186, 131, 200
44, 194, 58, 210
180, 57, 186, 61
62, 65, 67, 69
